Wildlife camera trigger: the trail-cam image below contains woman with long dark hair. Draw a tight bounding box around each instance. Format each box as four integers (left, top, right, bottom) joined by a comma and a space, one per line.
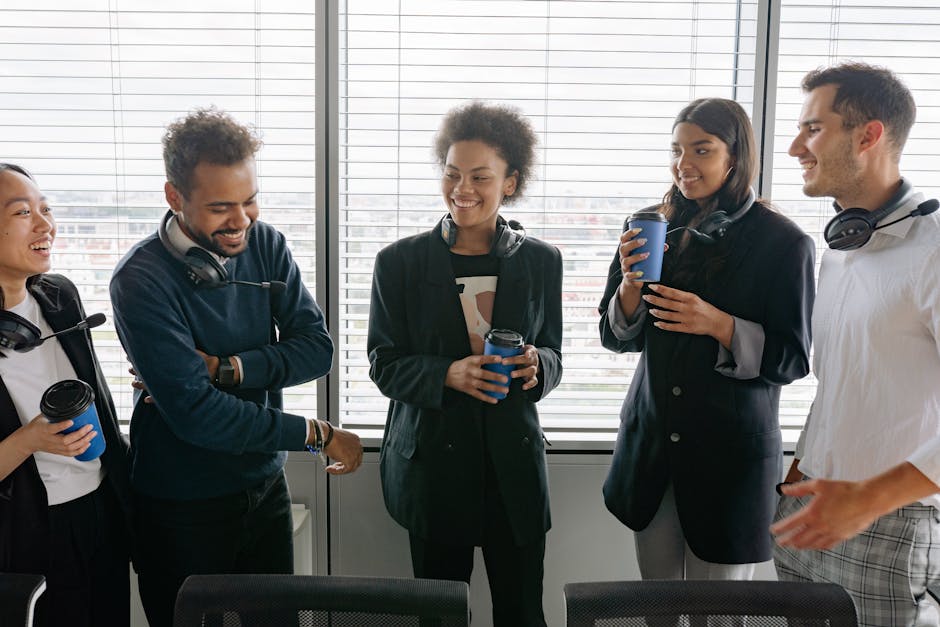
599, 99, 815, 580
0, 163, 133, 626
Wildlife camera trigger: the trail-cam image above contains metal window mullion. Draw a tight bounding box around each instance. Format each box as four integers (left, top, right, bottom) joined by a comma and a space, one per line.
753, 0, 780, 198
313, 0, 337, 578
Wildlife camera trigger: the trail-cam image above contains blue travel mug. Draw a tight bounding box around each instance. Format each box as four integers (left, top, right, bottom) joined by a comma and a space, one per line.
626, 211, 668, 282
40, 379, 106, 462
482, 329, 524, 400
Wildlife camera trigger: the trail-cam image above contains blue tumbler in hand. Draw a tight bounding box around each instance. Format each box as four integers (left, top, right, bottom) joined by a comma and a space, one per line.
483, 329, 524, 400
40, 379, 106, 461
627, 211, 668, 282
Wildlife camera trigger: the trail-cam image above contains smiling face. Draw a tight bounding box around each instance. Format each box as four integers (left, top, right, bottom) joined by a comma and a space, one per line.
441, 140, 517, 234
670, 122, 734, 206
789, 83, 864, 205
165, 157, 259, 258
0, 169, 55, 301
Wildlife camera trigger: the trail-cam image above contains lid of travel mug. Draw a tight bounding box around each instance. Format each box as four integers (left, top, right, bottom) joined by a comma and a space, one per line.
40, 379, 95, 422
484, 329, 524, 348
628, 211, 668, 223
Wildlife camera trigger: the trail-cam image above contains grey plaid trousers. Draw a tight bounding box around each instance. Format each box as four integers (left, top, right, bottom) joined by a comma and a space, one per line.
773, 492, 940, 627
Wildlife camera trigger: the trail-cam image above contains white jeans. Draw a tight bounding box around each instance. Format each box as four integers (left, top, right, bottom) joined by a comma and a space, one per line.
634, 482, 756, 581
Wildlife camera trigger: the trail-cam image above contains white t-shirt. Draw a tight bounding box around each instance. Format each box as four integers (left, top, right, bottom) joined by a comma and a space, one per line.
0, 293, 103, 505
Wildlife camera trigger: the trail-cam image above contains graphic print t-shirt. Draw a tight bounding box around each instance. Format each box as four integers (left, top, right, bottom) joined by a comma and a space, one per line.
451, 253, 500, 355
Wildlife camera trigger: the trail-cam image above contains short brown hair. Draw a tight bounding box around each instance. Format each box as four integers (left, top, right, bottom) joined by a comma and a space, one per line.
433, 101, 538, 205
802, 62, 916, 160
162, 108, 262, 198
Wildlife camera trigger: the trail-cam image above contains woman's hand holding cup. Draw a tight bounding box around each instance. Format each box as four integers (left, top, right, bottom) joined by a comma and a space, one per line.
504, 344, 540, 391
20, 413, 95, 458
445, 354, 509, 404
619, 227, 652, 289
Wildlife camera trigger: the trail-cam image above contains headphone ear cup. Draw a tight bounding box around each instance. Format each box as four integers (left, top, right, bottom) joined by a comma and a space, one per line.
183, 248, 228, 287
696, 211, 731, 239
441, 215, 458, 247
490, 221, 510, 257
824, 209, 876, 251
0, 311, 42, 352
490, 219, 527, 258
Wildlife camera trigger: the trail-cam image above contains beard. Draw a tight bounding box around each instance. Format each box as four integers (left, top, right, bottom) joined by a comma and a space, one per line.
189, 222, 254, 258
803, 135, 864, 201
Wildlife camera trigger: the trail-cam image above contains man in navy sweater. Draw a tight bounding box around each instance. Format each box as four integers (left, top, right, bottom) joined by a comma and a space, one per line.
110, 108, 362, 627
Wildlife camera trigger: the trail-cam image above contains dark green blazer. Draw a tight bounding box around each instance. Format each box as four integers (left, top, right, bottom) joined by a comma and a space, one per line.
368, 219, 563, 546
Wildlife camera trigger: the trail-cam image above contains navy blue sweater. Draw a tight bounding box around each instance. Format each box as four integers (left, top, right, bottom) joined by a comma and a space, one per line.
110, 220, 333, 499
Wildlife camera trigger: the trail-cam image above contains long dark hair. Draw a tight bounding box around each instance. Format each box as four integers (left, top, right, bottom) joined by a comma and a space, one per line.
0, 163, 39, 310
659, 99, 761, 288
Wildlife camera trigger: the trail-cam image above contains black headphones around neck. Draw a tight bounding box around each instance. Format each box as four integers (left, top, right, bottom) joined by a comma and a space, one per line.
824, 179, 938, 250
668, 188, 756, 245
440, 214, 527, 258
0, 312, 42, 353
158, 211, 230, 287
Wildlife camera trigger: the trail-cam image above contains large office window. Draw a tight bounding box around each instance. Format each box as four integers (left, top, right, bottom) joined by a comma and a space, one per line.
336, 0, 760, 440
0, 0, 317, 422
770, 0, 940, 439
4, 1, 938, 445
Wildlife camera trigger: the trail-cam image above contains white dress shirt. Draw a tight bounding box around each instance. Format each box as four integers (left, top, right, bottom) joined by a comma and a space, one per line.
796, 187, 940, 509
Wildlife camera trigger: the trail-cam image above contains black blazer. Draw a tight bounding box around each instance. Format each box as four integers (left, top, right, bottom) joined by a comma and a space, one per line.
0, 274, 133, 574
598, 202, 814, 564
368, 219, 563, 546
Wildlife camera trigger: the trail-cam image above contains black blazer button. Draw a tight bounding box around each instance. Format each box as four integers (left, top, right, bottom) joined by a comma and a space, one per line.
445, 443, 454, 451
521, 436, 530, 446
672, 386, 682, 396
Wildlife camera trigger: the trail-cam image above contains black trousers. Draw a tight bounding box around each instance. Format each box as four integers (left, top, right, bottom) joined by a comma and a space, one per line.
36, 481, 130, 627
134, 470, 294, 627
409, 460, 548, 627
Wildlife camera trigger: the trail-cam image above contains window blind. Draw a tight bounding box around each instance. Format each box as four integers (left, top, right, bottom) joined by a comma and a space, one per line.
336, 0, 759, 441
0, 0, 317, 425
770, 0, 940, 443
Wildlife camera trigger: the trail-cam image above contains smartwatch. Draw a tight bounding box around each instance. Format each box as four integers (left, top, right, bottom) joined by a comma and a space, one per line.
215, 356, 237, 388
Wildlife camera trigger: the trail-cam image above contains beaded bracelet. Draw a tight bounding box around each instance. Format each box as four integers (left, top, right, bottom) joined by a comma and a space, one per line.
305, 419, 325, 464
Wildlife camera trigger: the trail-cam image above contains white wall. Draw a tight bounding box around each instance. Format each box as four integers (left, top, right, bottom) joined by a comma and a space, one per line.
130, 451, 783, 627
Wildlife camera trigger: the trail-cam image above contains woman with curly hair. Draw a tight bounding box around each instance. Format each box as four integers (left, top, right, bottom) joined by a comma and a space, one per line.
368, 101, 562, 626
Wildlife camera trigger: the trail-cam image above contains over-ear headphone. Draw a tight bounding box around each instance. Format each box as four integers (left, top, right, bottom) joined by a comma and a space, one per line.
824, 180, 938, 250
440, 214, 527, 258
157, 211, 286, 293
159, 211, 229, 287
667, 187, 756, 245
0, 311, 106, 353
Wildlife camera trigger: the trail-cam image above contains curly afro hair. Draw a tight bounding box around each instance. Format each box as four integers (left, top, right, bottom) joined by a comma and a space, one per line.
163, 107, 262, 199
433, 101, 538, 205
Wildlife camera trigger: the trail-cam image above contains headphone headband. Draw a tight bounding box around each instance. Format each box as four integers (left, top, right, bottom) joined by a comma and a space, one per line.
440, 214, 527, 258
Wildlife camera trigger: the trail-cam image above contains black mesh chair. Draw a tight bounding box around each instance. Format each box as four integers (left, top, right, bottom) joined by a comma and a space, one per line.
173, 573, 470, 627
564, 580, 858, 627
0, 573, 46, 627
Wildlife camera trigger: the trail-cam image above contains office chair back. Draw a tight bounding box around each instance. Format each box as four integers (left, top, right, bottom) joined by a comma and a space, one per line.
564, 580, 858, 627
0, 573, 46, 627
174, 573, 470, 626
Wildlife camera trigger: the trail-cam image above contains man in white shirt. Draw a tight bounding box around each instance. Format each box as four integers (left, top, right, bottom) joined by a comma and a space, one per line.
771, 61, 940, 626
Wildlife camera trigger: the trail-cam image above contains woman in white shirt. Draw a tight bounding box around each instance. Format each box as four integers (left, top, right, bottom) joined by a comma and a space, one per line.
0, 163, 133, 627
